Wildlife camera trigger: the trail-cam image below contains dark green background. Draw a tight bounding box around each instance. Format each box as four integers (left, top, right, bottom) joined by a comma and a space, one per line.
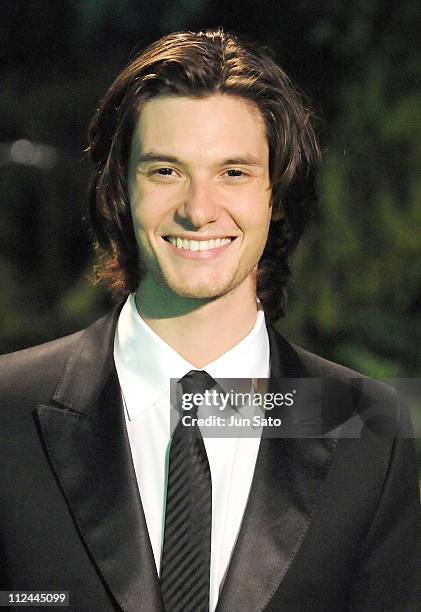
1, 1, 420, 479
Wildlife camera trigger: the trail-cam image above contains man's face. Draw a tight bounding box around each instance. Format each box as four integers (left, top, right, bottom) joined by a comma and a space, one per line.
127, 94, 273, 302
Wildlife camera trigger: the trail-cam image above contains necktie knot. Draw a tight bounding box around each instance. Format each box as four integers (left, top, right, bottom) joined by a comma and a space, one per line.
178, 370, 216, 417
179, 369, 215, 396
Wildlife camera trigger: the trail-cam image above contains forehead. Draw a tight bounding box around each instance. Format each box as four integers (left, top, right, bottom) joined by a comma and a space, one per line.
131, 94, 269, 160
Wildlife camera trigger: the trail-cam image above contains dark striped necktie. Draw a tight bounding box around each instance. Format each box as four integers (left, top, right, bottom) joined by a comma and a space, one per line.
160, 370, 214, 612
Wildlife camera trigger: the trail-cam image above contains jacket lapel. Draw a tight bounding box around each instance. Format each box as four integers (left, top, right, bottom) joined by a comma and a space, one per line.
216, 327, 338, 611
35, 309, 164, 612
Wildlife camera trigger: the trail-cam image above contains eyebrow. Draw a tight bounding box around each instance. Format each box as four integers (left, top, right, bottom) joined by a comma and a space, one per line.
137, 153, 181, 165
136, 152, 264, 167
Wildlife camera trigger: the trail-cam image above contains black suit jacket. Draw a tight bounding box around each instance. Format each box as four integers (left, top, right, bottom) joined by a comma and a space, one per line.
0, 308, 420, 611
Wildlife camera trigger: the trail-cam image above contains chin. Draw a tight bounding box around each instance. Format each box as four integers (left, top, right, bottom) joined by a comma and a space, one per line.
158, 269, 234, 298
167, 272, 256, 302
146, 258, 253, 301
166, 281, 228, 300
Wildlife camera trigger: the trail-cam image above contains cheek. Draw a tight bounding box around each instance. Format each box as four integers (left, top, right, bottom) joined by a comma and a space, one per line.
130, 181, 179, 231
130, 195, 161, 234
240, 195, 272, 236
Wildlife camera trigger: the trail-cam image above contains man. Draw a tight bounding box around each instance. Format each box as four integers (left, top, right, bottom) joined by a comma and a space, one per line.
0, 29, 419, 611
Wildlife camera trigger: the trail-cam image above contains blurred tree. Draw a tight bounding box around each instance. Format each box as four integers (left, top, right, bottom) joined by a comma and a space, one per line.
281, 0, 421, 380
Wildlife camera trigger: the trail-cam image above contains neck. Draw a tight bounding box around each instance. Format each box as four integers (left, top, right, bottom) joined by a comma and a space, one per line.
135, 278, 259, 368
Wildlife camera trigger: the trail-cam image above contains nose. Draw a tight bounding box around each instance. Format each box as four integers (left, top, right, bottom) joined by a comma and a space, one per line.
176, 177, 219, 228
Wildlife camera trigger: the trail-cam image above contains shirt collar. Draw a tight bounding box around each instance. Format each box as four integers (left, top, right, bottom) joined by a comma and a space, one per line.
114, 293, 270, 421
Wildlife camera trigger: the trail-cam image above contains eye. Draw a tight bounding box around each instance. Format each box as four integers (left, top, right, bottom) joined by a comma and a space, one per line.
225, 169, 245, 178
153, 167, 176, 176
147, 166, 181, 181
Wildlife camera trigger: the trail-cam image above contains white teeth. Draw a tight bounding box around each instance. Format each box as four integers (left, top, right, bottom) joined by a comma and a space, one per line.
166, 237, 232, 251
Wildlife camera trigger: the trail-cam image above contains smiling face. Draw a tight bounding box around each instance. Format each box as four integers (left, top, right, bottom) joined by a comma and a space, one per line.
127, 94, 274, 308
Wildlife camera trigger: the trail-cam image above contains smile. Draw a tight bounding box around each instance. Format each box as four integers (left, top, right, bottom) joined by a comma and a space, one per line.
164, 236, 233, 252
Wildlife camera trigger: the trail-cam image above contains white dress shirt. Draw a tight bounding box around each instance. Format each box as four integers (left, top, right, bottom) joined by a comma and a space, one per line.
114, 293, 270, 611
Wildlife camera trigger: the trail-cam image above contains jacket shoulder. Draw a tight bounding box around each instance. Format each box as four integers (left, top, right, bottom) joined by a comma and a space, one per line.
0, 308, 118, 404
292, 342, 367, 379
293, 343, 398, 400
0, 329, 85, 402
269, 327, 400, 410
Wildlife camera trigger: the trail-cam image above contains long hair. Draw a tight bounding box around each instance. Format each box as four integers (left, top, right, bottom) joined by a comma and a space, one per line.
87, 29, 320, 323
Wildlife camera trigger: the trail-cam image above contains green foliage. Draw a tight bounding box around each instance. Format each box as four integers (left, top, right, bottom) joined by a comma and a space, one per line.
283, 8, 421, 380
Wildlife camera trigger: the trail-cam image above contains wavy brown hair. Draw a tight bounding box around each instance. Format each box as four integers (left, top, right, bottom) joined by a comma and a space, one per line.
87, 29, 320, 323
